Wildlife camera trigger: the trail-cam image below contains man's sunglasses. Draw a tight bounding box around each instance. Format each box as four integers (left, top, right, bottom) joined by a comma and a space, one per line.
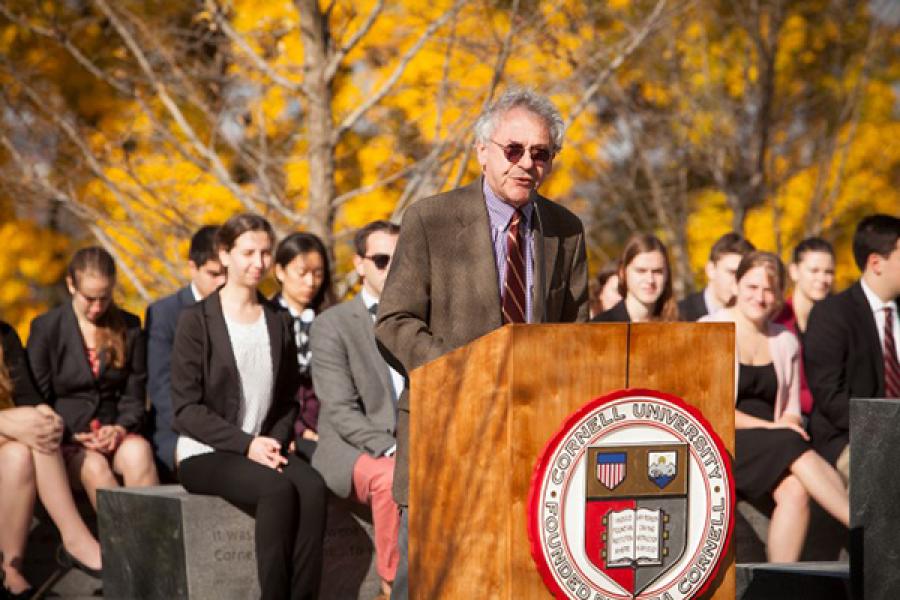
364, 254, 392, 270
491, 140, 553, 164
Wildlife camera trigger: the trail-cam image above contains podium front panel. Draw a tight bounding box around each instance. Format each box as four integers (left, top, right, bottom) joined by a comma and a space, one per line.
408, 323, 735, 599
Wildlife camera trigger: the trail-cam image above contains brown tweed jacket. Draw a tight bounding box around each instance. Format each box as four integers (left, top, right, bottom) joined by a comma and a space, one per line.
374, 179, 589, 506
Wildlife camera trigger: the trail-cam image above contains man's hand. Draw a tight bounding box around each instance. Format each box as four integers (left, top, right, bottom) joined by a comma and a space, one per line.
247, 436, 288, 470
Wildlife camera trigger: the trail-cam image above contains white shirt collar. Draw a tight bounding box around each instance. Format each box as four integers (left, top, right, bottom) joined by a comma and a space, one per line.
190, 282, 202, 303
276, 294, 315, 322
360, 287, 379, 311
703, 286, 722, 314
860, 277, 891, 314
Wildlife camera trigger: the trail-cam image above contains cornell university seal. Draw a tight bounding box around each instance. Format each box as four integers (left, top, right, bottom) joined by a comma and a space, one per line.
527, 389, 734, 600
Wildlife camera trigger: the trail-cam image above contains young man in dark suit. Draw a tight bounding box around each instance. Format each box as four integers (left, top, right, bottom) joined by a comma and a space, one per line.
310, 221, 402, 600
375, 88, 589, 599
144, 225, 224, 479
679, 232, 755, 321
805, 214, 900, 482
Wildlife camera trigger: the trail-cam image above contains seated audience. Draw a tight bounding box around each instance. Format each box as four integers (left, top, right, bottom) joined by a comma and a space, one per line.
271, 232, 335, 461
1, 320, 101, 598
702, 252, 848, 561
592, 233, 678, 322
27, 247, 158, 509
311, 221, 402, 599
588, 264, 621, 318
805, 214, 900, 483
774, 238, 836, 416
680, 232, 755, 321
172, 213, 326, 600
145, 225, 225, 480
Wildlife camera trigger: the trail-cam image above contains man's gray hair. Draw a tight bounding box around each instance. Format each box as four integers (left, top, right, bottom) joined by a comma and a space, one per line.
473, 88, 565, 153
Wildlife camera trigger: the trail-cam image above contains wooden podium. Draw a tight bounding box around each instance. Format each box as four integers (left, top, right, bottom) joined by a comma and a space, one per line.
408, 322, 735, 599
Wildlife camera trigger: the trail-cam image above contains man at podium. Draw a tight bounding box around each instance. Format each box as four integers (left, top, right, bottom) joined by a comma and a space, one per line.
375, 87, 589, 599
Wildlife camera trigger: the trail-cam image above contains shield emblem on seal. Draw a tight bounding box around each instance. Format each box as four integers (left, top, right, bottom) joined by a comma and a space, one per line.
584, 443, 689, 597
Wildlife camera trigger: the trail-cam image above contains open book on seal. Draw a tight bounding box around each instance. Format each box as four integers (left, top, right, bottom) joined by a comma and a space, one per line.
605, 508, 664, 567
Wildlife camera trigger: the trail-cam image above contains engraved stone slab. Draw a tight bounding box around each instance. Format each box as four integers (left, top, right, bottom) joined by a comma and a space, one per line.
736, 562, 850, 599
98, 485, 379, 599
850, 397, 900, 600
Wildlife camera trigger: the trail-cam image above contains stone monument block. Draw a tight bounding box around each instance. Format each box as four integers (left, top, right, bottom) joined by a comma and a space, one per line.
851, 397, 900, 600
736, 562, 850, 599
98, 485, 379, 599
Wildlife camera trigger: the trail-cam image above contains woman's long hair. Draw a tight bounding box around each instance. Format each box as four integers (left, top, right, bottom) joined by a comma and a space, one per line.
0, 343, 13, 407
68, 247, 126, 369
617, 233, 679, 321
274, 232, 335, 312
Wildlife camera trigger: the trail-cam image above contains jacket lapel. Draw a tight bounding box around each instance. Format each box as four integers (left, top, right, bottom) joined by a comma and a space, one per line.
350, 295, 394, 396
455, 180, 502, 326
532, 195, 559, 324
263, 298, 283, 387
62, 303, 97, 383
850, 282, 886, 391
205, 292, 242, 413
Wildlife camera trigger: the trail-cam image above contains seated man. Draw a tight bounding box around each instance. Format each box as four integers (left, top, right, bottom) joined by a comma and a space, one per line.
805, 214, 900, 482
679, 232, 755, 321
311, 220, 402, 599
144, 225, 224, 480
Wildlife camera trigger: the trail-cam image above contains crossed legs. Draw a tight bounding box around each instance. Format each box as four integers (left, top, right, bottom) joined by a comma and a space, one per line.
0, 438, 101, 595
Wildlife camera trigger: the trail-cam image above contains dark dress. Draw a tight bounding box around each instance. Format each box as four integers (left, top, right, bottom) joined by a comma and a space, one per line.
735, 363, 810, 499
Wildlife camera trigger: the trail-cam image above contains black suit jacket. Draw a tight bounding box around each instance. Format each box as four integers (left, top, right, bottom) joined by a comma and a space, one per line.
145, 285, 196, 471
171, 290, 299, 456
591, 299, 631, 323
27, 304, 146, 439
805, 281, 893, 464
1, 320, 42, 408
678, 290, 708, 322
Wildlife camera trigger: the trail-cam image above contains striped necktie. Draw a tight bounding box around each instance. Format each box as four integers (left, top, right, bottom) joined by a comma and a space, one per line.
502, 209, 527, 324
884, 306, 900, 398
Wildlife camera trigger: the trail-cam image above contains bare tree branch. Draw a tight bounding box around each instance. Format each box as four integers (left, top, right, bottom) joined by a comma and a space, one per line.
332, 0, 465, 142
210, 0, 309, 95
324, 0, 384, 81
93, 0, 260, 214
565, 0, 669, 130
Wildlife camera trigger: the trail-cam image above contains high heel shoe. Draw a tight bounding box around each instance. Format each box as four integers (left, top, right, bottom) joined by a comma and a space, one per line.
55, 544, 102, 579
0, 570, 34, 600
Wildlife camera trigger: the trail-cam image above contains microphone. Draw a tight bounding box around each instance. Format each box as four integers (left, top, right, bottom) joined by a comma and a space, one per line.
532, 198, 549, 324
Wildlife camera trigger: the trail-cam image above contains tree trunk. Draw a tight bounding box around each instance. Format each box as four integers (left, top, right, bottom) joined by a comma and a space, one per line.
297, 0, 337, 253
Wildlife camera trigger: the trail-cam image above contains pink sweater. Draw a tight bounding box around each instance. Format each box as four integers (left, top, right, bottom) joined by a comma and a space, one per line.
699, 309, 801, 421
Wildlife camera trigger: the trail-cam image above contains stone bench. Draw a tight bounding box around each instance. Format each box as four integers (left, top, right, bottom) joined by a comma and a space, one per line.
735, 496, 849, 563
97, 485, 381, 599
736, 562, 850, 599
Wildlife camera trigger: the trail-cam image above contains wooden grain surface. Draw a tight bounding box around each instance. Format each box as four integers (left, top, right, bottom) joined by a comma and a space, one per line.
408, 322, 736, 599
628, 322, 736, 600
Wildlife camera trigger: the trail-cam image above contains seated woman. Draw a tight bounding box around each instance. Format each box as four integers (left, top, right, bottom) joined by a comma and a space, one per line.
172, 214, 327, 600
271, 232, 335, 461
0, 320, 101, 599
592, 233, 678, 322
27, 247, 158, 509
701, 251, 848, 562
774, 238, 836, 418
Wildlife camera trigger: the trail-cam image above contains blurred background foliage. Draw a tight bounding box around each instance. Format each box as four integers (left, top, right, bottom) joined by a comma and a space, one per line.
0, 0, 896, 336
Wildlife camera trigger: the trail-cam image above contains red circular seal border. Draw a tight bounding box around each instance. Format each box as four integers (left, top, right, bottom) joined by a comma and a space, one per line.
526, 388, 735, 599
